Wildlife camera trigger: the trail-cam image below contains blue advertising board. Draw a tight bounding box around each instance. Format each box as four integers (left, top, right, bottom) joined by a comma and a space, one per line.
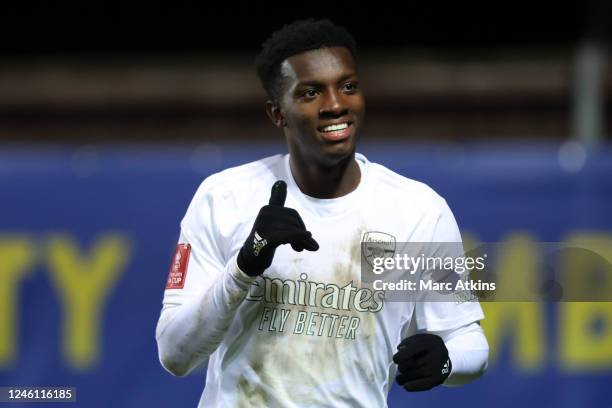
1, 141, 611, 407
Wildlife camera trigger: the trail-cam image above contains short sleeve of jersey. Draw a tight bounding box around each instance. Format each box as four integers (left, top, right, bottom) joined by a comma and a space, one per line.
414, 197, 485, 331
161, 177, 230, 310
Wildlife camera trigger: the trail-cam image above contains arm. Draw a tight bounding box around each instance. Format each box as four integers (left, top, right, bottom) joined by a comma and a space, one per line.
155, 252, 256, 377
155, 180, 318, 376
394, 194, 488, 390
435, 321, 489, 386
393, 321, 489, 391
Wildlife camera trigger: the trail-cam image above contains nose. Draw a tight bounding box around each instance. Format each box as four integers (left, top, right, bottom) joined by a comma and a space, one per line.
319, 88, 347, 118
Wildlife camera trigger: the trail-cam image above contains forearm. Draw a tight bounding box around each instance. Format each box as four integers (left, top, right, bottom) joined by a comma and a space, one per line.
436, 322, 489, 386
155, 255, 255, 376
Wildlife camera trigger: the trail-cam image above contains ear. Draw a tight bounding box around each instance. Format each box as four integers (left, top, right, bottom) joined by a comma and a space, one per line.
265, 100, 286, 128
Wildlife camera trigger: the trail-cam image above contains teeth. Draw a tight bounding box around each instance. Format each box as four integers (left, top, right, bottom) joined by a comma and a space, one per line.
321, 123, 349, 132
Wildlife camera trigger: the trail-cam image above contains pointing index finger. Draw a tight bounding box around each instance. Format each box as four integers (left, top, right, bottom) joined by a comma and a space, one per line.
269, 180, 287, 206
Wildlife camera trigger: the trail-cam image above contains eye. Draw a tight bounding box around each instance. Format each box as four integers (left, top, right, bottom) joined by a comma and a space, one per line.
302, 89, 318, 99
342, 82, 358, 93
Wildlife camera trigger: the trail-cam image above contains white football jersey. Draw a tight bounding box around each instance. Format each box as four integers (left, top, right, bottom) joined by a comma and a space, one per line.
161, 153, 484, 408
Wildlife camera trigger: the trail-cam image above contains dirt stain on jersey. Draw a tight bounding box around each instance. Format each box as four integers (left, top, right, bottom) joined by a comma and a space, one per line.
236, 374, 269, 408
232, 223, 388, 407
234, 225, 387, 406
330, 225, 382, 386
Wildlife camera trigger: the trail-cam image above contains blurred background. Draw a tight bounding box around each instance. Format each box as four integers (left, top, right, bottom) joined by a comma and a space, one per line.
0, 1, 610, 407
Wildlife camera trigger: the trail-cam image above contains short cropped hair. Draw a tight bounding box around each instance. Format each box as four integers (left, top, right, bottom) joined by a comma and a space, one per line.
255, 19, 357, 100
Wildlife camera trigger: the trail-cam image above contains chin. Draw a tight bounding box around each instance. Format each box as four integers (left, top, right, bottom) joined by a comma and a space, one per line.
319, 142, 356, 166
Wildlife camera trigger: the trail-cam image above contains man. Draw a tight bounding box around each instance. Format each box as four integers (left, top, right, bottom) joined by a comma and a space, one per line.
156, 19, 489, 407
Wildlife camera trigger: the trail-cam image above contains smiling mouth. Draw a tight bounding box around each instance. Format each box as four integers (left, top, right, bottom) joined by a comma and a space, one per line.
318, 122, 353, 142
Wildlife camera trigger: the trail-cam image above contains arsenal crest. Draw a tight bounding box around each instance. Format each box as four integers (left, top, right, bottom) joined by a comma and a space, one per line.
361, 231, 396, 271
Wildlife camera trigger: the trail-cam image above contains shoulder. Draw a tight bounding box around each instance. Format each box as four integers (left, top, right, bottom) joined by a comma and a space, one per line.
199, 154, 284, 191
365, 159, 460, 241
367, 160, 447, 210
193, 154, 284, 202
180, 154, 285, 244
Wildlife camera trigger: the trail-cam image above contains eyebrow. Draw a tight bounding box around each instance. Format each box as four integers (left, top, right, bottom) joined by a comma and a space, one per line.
295, 73, 358, 88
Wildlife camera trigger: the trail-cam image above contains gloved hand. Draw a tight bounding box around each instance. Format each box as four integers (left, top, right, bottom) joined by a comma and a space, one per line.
237, 180, 319, 276
393, 333, 451, 391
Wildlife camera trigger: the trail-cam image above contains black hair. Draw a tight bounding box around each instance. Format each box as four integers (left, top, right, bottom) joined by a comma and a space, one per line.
255, 19, 357, 100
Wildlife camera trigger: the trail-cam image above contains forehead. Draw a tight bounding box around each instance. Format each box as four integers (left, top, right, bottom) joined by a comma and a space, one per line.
280, 47, 357, 86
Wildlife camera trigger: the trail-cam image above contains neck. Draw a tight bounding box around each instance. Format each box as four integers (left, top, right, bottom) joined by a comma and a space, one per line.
289, 153, 361, 199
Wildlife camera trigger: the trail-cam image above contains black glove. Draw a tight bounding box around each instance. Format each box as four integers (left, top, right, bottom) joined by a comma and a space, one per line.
237, 180, 319, 276
393, 333, 451, 392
